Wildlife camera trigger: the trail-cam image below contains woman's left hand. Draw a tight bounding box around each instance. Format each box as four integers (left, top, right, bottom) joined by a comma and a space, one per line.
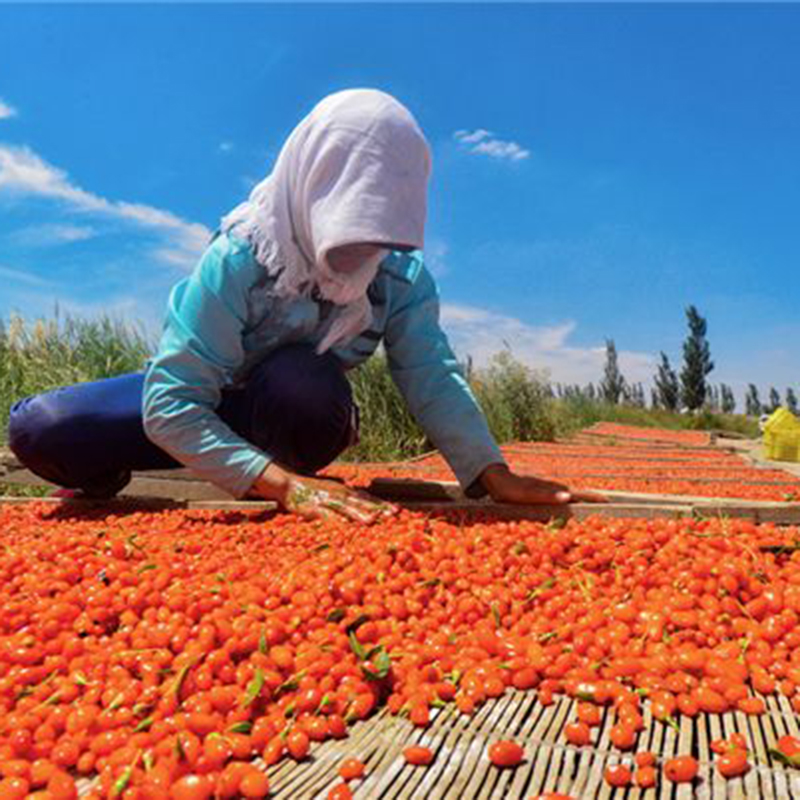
479, 463, 608, 505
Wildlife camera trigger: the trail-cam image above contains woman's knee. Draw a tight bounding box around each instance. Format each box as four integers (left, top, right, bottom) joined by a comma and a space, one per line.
251, 344, 351, 413
246, 344, 354, 472
7, 394, 67, 472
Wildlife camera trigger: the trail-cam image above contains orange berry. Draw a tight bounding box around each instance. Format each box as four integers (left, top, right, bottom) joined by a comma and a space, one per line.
403, 746, 434, 766
488, 740, 525, 768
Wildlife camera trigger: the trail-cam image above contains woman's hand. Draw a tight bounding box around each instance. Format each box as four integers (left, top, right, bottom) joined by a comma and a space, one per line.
479, 463, 608, 505
248, 462, 398, 524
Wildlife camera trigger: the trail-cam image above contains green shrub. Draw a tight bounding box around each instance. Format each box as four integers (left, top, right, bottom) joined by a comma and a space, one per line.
344, 353, 429, 462
471, 351, 557, 443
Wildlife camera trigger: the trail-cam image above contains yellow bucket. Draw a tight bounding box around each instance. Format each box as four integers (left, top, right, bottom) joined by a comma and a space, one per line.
763, 408, 800, 462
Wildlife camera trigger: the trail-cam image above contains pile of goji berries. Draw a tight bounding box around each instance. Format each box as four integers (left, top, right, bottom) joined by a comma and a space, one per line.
326, 430, 800, 502
2, 501, 800, 798
583, 422, 713, 447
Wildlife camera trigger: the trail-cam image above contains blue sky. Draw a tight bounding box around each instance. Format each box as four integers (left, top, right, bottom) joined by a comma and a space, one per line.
1, 4, 798, 403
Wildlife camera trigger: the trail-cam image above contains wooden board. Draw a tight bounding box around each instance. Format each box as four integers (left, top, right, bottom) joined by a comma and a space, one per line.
6, 493, 800, 526
367, 479, 800, 505
0, 495, 277, 512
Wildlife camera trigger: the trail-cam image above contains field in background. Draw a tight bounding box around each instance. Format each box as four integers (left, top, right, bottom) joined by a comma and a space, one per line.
0, 313, 759, 471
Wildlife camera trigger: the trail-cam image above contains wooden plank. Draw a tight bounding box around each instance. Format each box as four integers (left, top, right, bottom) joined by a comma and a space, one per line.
1, 469, 56, 488
124, 476, 231, 501
754, 505, 800, 524
2, 469, 230, 500
368, 478, 466, 503
369, 478, 800, 509
574, 433, 717, 450
0, 495, 276, 512
552, 475, 800, 487
8, 492, 800, 526
499, 448, 746, 464
398, 500, 701, 523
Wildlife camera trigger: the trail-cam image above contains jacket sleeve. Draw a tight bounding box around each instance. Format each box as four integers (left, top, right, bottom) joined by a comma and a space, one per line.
142, 234, 270, 498
383, 262, 506, 496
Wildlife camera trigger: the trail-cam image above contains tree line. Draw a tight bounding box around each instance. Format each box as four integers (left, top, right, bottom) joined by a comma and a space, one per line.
549, 306, 797, 417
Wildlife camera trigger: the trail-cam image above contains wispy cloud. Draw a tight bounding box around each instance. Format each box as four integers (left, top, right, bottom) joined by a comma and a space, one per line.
440, 302, 654, 386
0, 264, 54, 288
218, 141, 234, 154
454, 129, 530, 162
0, 144, 211, 268
424, 238, 449, 278
7, 223, 97, 247
0, 99, 17, 120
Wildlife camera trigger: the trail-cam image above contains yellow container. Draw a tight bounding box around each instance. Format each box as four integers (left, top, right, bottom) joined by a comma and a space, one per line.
763, 408, 800, 462
764, 407, 800, 434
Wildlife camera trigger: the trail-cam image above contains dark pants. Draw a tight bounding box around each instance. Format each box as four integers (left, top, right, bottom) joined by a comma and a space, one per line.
7, 343, 357, 497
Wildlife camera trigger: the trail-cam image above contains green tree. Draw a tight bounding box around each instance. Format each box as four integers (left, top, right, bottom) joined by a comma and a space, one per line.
745, 384, 761, 417
767, 387, 782, 413
706, 384, 720, 412
654, 352, 680, 411
680, 306, 714, 411
600, 339, 626, 405
720, 384, 736, 414
787, 387, 799, 415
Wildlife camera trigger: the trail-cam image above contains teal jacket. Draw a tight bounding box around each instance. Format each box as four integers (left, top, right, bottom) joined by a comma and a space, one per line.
142, 231, 505, 498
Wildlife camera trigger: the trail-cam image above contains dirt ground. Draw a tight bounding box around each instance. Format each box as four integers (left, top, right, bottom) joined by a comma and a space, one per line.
717, 435, 800, 479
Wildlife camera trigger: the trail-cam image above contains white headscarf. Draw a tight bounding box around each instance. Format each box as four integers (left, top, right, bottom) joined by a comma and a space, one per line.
220, 88, 433, 353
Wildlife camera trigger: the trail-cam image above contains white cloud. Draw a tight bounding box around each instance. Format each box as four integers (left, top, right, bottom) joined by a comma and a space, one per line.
454, 129, 491, 145
0, 279, 165, 342
0, 264, 54, 287
454, 129, 530, 162
8, 223, 97, 247
472, 139, 530, 161
219, 141, 234, 153
440, 302, 654, 387
0, 144, 211, 268
0, 99, 17, 120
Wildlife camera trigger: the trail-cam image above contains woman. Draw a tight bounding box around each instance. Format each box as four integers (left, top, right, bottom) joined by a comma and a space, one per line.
8, 88, 598, 522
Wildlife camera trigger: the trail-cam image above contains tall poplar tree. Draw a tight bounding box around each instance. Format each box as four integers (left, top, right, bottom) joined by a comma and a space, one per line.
720, 384, 736, 414
654, 352, 680, 411
680, 306, 714, 411
600, 339, 626, 405
745, 384, 762, 417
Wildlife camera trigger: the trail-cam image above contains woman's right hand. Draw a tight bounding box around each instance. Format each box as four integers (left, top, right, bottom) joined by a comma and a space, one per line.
248, 462, 397, 524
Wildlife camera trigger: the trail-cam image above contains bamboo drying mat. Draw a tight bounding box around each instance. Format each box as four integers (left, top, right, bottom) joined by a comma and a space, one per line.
66, 689, 800, 798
